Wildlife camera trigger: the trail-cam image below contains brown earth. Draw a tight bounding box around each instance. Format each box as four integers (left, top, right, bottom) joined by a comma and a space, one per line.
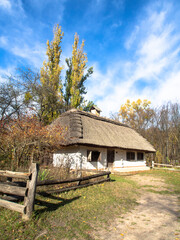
93, 175, 180, 240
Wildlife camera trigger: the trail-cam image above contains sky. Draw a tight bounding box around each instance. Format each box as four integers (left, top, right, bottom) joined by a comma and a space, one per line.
0, 0, 180, 117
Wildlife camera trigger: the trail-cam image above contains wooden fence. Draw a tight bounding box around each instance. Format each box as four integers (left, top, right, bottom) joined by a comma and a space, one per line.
37, 171, 111, 194
0, 163, 39, 220
0, 167, 110, 218
152, 162, 180, 171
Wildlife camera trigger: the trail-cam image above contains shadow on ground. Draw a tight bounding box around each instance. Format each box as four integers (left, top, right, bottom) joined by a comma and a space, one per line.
34, 192, 81, 215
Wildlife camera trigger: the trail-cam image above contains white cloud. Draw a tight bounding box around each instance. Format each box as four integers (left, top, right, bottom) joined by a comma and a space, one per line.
111, 21, 122, 29
0, 36, 8, 47
0, 0, 11, 10
11, 43, 46, 68
125, 26, 139, 49
155, 71, 180, 105
86, 63, 112, 101
148, 11, 166, 33
87, 4, 180, 117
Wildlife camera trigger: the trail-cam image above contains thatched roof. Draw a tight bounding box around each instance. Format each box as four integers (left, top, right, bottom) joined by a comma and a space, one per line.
52, 109, 156, 153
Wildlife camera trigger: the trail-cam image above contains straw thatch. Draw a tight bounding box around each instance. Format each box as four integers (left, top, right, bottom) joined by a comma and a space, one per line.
51, 109, 156, 153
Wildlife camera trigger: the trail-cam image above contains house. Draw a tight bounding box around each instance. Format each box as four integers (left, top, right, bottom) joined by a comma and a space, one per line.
52, 108, 156, 172
89, 105, 102, 116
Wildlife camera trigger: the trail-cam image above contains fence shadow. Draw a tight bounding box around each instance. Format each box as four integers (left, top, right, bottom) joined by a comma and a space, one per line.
34, 192, 81, 215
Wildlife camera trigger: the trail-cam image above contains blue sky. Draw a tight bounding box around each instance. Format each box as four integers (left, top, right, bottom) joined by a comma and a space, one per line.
0, 0, 180, 116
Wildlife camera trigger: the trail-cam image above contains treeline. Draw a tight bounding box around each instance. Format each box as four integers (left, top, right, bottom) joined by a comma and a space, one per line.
111, 99, 180, 164
0, 25, 93, 170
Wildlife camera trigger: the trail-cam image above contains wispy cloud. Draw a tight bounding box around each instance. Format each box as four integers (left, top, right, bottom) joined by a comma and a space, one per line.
0, 0, 67, 70
125, 26, 139, 49
0, 0, 11, 10
86, 2, 180, 116
0, 36, 8, 47
11, 43, 46, 69
0, 66, 16, 83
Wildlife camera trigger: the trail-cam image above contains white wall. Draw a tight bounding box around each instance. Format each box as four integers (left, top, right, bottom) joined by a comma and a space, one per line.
114, 149, 146, 168
79, 146, 107, 170
53, 146, 82, 169
53, 146, 146, 170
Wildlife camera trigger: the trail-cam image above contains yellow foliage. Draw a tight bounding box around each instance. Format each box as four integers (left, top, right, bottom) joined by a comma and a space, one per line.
118, 99, 154, 131
40, 24, 64, 124
70, 33, 88, 108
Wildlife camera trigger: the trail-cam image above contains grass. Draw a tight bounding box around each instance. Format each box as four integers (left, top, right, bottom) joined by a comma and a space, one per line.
139, 169, 180, 194
1, 169, 179, 239
0, 174, 138, 240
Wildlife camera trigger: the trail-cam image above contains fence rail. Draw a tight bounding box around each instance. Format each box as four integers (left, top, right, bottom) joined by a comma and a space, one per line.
0, 163, 39, 220
37, 171, 111, 194
0, 170, 30, 180
152, 162, 180, 171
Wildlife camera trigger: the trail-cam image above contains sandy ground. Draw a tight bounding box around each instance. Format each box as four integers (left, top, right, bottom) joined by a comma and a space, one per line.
93, 175, 180, 240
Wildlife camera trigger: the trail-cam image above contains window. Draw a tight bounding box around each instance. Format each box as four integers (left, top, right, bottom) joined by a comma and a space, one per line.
126, 152, 135, 160
87, 150, 101, 161
137, 152, 144, 160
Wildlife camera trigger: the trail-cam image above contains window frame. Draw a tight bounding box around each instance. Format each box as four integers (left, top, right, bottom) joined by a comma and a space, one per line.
126, 151, 135, 161
137, 152, 144, 160
87, 150, 101, 162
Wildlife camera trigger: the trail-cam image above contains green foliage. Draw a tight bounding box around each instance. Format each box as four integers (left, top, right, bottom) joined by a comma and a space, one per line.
64, 58, 72, 108
83, 100, 94, 112
155, 150, 163, 163
38, 169, 50, 181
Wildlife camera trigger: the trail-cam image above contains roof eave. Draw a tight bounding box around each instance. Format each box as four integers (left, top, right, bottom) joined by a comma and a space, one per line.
62, 141, 156, 153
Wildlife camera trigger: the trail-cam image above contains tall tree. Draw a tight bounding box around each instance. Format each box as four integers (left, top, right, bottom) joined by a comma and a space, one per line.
118, 99, 154, 134
0, 82, 22, 125
40, 24, 64, 124
64, 33, 93, 109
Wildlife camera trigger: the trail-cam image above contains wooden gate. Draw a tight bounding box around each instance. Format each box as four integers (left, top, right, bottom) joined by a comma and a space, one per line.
0, 163, 39, 220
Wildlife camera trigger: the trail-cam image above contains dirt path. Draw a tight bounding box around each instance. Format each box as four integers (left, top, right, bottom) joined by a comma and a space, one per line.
93, 175, 180, 240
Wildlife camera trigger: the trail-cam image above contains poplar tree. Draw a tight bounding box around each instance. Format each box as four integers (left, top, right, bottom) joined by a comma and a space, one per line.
70, 33, 92, 108
40, 24, 64, 124
64, 33, 93, 109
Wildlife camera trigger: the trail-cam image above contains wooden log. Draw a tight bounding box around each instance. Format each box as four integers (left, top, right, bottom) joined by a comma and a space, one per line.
23, 163, 39, 220
0, 170, 30, 180
154, 163, 173, 167
37, 171, 111, 186
0, 181, 26, 188
154, 167, 180, 172
0, 183, 27, 196
0, 194, 23, 202
0, 198, 25, 213
41, 177, 110, 194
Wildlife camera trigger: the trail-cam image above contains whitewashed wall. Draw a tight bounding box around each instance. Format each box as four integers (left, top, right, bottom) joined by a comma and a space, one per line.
53, 146, 146, 170
114, 149, 146, 168
53, 146, 82, 169
79, 146, 107, 170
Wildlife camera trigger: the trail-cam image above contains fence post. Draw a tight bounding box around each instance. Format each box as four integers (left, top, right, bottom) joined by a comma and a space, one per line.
152, 161, 154, 168
23, 163, 39, 220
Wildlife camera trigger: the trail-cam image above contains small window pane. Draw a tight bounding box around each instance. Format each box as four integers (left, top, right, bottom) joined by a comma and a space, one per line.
92, 151, 100, 161
137, 152, 144, 160
87, 150, 100, 162
127, 152, 135, 160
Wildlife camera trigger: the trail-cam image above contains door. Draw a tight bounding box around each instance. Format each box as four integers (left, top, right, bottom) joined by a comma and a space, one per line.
107, 150, 115, 168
